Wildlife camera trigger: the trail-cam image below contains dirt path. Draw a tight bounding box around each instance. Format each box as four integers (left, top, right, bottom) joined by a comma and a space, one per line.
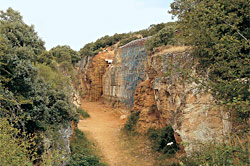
77, 101, 155, 166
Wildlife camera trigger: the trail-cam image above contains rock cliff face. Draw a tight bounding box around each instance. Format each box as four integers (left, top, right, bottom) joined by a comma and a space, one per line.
79, 41, 231, 155
103, 38, 148, 108
43, 125, 73, 166
133, 47, 231, 154
79, 49, 114, 101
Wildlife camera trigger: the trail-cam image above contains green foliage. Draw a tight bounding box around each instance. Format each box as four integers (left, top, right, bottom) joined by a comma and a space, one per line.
0, 7, 77, 150
70, 128, 106, 166
37, 63, 70, 90
148, 126, 179, 154
0, 8, 45, 57
70, 154, 104, 166
170, 0, 250, 119
79, 23, 176, 57
77, 108, 90, 119
0, 50, 76, 131
37, 51, 53, 65
79, 42, 98, 57
181, 136, 250, 166
0, 118, 36, 166
42, 148, 67, 166
79, 33, 130, 57
45, 45, 79, 87
49, 45, 80, 64
123, 111, 140, 133
147, 23, 169, 36
118, 35, 140, 47
146, 27, 175, 51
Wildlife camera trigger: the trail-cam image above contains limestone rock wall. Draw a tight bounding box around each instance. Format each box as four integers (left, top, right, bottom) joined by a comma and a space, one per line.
133, 47, 231, 154
79, 49, 114, 101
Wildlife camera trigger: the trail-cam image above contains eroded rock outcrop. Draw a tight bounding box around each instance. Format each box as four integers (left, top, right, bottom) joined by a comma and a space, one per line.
133, 47, 231, 154
79, 49, 114, 101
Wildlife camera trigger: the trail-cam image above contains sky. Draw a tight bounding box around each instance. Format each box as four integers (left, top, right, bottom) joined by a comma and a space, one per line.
1, 0, 174, 51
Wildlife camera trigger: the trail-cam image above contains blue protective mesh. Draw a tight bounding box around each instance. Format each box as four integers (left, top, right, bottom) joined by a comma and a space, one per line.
120, 39, 148, 108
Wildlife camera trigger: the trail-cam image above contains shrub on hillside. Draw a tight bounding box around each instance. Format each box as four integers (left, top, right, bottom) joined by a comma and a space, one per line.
146, 27, 175, 51
170, 0, 250, 122
118, 36, 140, 47
37, 64, 70, 90
148, 125, 179, 154
181, 136, 250, 166
0, 118, 36, 165
123, 111, 140, 132
77, 108, 90, 119
70, 128, 106, 166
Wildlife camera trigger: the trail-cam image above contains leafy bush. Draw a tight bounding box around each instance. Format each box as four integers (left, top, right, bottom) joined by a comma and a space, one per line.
148, 125, 179, 154
123, 111, 140, 132
37, 63, 70, 90
49, 45, 80, 64
79, 33, 129, 57
0, 8, 45, 57
146, 27, 175, 51
118, 35, 140, 47
77, 108, 90, 119
70, 154, 104, 166
0, 6, 77, 135
79, 23, 176, 57
70, 128, 106, 166
170, 0, 250, 120
0, 118, 36, 165
181, 136, 250, 166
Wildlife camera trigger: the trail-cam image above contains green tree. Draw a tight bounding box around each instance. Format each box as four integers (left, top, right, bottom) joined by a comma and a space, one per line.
170, 0, 250, 118
0, 8, 78, 165
0, 8, 76, 132
0, 8, 45, 60
146, 26, 175, 51
49, 45, 80, 64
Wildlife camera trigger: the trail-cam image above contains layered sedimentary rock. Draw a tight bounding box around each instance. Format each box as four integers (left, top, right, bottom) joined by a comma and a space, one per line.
79, 49, 114, 101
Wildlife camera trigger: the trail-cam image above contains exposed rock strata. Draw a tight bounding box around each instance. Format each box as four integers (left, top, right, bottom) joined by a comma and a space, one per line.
79, 49, 114, 101
133, 47, 231, 154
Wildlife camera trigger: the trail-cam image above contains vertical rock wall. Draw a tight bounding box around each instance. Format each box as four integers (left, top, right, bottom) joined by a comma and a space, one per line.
79, 50, 114, 101
103, 38, 148, 108
133, 47, 231, 154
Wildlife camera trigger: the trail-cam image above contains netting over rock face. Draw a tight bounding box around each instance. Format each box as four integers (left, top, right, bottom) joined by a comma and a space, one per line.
119, 38, 148, 108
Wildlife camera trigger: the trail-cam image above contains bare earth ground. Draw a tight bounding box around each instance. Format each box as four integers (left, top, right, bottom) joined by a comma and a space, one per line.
78, 101, 157, 166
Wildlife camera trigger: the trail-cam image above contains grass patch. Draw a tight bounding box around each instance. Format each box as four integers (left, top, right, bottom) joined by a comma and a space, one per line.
77, 108, 90, 119
123, 111, 140, 134
70, 128, 106, 166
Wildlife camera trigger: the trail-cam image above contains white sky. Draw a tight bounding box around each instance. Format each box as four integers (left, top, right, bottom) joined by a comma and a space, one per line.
1, 0, 174, 51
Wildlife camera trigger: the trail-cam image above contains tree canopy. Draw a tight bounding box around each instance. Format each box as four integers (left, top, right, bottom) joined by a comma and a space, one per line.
170, 0, 250, 117
0, 8, 78, 163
